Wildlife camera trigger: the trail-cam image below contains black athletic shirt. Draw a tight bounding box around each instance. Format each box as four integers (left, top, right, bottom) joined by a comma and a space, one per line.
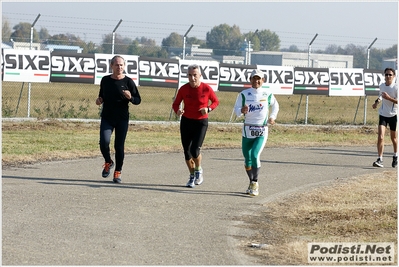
98, 75, 141, 121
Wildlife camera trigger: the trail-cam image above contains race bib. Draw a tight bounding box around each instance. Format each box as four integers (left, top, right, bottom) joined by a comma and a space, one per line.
244, 125, 266, 138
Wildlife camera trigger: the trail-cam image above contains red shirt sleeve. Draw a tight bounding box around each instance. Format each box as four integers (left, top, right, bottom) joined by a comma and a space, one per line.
172, 85, 185, 114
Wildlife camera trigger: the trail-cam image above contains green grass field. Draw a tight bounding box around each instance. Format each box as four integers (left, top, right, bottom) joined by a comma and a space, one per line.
2, 81, 380, 125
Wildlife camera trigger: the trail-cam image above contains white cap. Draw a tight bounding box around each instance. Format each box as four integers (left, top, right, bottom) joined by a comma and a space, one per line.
250, 69, 264, 78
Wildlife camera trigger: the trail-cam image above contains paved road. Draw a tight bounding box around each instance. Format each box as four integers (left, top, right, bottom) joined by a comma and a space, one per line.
2, 146, 390, 265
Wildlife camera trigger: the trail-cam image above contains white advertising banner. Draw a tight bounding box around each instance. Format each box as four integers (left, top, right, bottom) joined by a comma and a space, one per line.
329, 68, 365, 96
178, 60, 220, 91
257, 65, 294, 95
2, 49, 51, 83
94, 54, 139, 85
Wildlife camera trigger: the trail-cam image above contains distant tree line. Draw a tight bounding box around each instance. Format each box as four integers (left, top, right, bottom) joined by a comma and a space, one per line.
2, 18, 397, 70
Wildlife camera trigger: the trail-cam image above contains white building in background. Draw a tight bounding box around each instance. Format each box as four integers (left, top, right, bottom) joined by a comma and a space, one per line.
171, 44, 245, 64
1, 42, 13, 49
6, 41, 41, 50
382, 58, 397, 70
2, 41, 83, 53
43, 44, 83, 53
176, 44, 353, 68
250, 51, 353, 68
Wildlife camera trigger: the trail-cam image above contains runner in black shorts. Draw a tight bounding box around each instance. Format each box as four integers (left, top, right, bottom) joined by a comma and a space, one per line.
372, 68, 398, 168
379, 115, 397, 132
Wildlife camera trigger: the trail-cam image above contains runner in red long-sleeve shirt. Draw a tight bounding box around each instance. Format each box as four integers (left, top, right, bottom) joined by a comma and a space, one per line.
172, 64, 219, 188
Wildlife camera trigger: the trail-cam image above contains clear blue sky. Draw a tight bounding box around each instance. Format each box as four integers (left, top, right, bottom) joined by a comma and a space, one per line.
2, 0, 398, 51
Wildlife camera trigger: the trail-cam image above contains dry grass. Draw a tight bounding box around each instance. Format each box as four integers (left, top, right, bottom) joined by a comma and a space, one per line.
237, 171, 398, 265
1, 120, 380, 167
1, 120, 241, 166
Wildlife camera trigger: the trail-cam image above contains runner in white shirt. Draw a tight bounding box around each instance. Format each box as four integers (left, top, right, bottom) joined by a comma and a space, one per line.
372, 67, 398, 168
234, 69, 279, 196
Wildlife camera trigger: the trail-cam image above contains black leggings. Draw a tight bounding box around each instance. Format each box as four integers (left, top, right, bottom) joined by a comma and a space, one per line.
180, 116, 208, 160
99, 118, 129, 171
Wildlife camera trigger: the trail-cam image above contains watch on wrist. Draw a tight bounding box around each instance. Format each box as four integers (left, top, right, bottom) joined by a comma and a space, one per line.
208, 107, 212, 113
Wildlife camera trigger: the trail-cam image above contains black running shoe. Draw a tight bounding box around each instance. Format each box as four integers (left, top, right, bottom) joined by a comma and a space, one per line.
392, 156, 398, 168
102, 160, 114, 177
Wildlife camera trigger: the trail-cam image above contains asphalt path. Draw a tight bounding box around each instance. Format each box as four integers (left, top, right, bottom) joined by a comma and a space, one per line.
2, 146, 391, 265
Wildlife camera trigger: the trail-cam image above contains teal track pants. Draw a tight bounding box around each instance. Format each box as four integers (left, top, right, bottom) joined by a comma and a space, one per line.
241, 135, 267, 168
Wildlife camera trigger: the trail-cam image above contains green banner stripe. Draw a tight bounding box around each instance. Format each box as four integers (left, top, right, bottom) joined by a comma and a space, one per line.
5, 72, 20, 75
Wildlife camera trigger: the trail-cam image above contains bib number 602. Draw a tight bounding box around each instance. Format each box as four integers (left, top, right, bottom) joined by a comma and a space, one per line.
251, 130, 264, 137
249, 126, 265, 137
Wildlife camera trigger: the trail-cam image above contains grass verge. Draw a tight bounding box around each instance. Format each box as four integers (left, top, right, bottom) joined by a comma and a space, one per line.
2, 119, 379, 167
237, 171, 397, 265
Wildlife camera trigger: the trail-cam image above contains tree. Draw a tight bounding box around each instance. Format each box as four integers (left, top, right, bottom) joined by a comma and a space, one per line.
48, 33, 69, 45
383, 44, 398, 59
136, 36, 156, 46
101, 33, 132, 55
127, 39, 168, 58
324, 44, 339, 54
288, 45, 300, 52
84, 41, 101, 54
10, 22, 39, 43
2, 17, 12, 42
206, 24, 242, 56
280, 45, 301, 52
39, 27, 51, 42
162, 32, 183, 48
367, 45, 397, 70
342, 44, 367, 68
250, 29, 280, 51
127, 40, 141, 55
186, 36, 206, 47
131, 37, 167, 58
242, 31, 258, 49
48, 33, 85, 46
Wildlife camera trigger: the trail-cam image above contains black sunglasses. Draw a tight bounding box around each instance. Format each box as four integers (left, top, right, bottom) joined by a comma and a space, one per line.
385, 73, 393, 77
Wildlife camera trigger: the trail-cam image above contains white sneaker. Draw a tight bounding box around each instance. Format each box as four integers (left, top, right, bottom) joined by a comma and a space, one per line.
186, 174, 195, 188
249, 181, 259, 196
373, 158, 383, 168
246, 182, 251, 194
194, 169, 203, 185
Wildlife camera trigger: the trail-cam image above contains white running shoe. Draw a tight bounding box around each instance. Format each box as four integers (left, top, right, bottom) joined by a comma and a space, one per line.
186, 174, 195, 188
373, 158, 383, 168
246, 182, 251, 194
249, 181, 259, 196
194, 169, 203, 185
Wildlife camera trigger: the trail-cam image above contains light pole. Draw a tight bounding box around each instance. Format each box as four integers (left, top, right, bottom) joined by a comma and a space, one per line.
30, 14, 40, 50
364, 37, 377, 124
354, 37, 377, 125
244, 39, 251, 65
111, 19, 123, 55
27, 13, 41, 118
182, 24, 194, 59
246, 29, 258, 65
307, 33, 318, 67
305, 33, 318, 124
367, 38, 377, 69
